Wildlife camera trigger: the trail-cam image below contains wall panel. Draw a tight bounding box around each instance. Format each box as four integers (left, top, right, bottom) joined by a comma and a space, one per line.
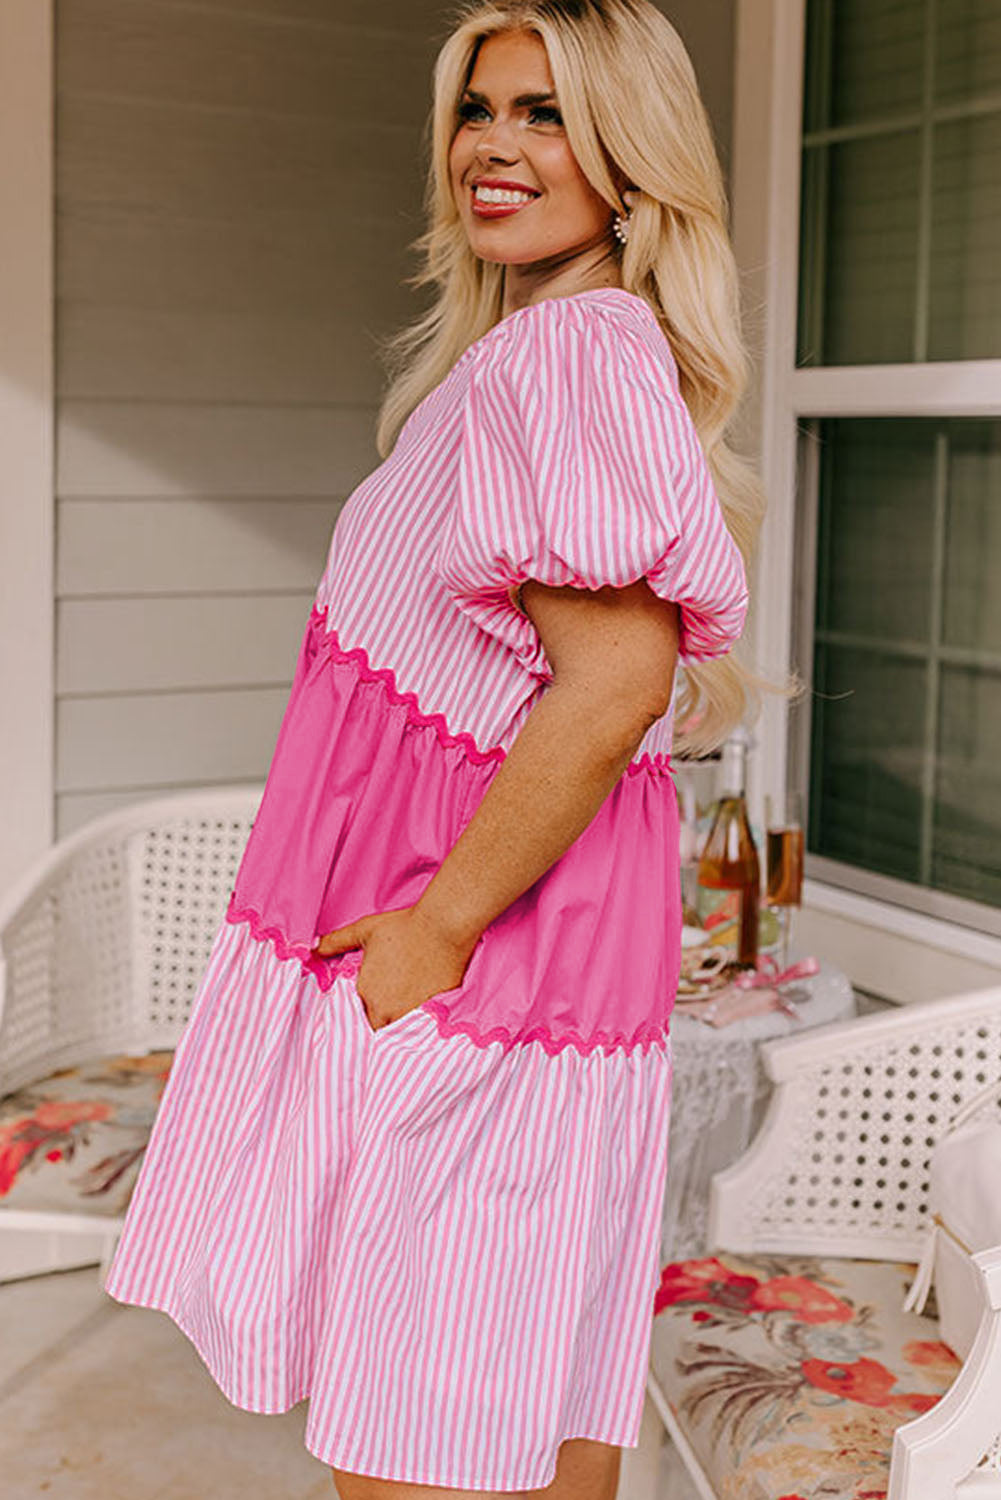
53, 0, 449, 837
51, 0, 734, 842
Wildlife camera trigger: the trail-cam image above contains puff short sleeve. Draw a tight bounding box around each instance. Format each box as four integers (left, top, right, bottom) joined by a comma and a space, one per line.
430, 296, 749, 682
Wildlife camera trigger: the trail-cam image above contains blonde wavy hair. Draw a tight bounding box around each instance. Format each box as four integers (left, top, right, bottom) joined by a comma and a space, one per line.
375, 0, 792, 757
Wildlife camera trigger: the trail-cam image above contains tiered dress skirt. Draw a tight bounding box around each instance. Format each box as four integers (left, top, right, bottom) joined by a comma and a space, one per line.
103, 605, 677, 1491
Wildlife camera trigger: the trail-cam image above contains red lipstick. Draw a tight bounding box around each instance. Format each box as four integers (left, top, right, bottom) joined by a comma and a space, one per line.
469, 178, 542, 219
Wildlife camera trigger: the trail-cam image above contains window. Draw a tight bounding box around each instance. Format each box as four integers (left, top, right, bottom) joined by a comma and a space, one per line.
789, 0, 1001, 940
798, 0, 1001, 367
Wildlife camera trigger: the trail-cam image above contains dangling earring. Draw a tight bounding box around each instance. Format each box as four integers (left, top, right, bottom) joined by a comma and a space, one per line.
612, 188, 637, 246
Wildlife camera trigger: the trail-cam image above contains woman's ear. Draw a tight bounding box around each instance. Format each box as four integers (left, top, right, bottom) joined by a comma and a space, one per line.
607, 160, 633, 198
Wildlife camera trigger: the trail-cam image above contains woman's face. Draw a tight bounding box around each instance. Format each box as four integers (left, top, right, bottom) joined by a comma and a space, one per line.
448, 30, 616, 269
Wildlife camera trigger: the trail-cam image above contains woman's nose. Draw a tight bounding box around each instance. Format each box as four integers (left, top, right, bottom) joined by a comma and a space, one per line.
476, 118, 518, 163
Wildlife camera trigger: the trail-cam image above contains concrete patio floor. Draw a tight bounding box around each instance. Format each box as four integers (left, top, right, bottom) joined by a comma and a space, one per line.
0, 1264, 697, 1499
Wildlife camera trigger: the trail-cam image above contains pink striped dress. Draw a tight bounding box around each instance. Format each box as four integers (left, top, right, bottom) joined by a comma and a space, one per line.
103, 286, 748, 1490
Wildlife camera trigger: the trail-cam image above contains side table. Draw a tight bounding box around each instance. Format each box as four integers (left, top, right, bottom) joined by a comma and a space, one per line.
660, 955, 856, 1260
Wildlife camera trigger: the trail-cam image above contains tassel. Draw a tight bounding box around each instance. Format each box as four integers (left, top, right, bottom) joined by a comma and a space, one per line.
903, 1222, 939, 1315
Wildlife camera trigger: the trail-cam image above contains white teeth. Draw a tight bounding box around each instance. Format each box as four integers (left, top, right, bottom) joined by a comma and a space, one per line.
474, 185, 537, 205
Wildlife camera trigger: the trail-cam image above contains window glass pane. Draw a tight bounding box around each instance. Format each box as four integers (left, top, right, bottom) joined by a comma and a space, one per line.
808, 418, 1001, 915
809, 644, 926, 882
803, 0, 924, 133
799, 0, 1001, 364
798, 133, 921, 366
929, 113, 1001, 361
935, 666, 1001, 906
798, 1, 1001, 930
942, 420, 1001, 651
936, 0, 1001, 105
817, 420, 935, 640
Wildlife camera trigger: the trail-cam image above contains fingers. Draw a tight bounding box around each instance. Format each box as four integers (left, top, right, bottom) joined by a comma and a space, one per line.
311, 921, 362, 957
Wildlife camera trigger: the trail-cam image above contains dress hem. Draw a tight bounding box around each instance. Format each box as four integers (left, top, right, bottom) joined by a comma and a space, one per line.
100, 1282, 642, 1492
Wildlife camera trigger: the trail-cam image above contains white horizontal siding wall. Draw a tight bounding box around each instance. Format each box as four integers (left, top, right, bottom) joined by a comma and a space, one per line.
54, 0, 449, 836
0, 0, 734, 859
0, 0, 55, 897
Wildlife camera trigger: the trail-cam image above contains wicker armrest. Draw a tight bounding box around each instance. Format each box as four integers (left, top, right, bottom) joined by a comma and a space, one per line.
709, 984, 1001, 1261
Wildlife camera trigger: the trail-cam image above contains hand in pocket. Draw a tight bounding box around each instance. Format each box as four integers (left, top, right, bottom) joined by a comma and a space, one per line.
311, 904, 477, 1031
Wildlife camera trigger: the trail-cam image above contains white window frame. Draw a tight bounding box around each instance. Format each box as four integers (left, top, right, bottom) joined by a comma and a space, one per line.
732, 0, 1001, 1000
0, 0, 54, 900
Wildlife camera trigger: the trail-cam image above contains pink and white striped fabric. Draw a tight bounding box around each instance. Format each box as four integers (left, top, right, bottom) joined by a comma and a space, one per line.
103, 287, 748, 1490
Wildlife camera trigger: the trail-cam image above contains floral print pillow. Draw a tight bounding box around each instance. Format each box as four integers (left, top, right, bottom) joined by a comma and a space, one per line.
0, 1052, 174, 1217
651, 1251, 961, 1500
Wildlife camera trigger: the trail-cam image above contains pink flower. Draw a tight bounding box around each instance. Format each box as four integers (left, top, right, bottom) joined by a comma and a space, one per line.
750, 1275, 854, 1323
655, 1257, 759, 1315
903, 1339, 960, 1372
885, 1391, 940, 1417
0, 1099, 111, 1196
801, 1357, 898, 1406
802, 1356, 942, 1417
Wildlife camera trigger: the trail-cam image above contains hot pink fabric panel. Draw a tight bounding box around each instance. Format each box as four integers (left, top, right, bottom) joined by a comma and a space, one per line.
227, 603, 682, 1055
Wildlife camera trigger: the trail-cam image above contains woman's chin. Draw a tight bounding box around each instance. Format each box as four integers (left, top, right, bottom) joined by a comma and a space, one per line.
464, 235, 561, 267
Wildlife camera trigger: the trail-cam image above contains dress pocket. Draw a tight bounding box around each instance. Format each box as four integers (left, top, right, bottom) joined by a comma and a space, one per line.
340, 918, 489, 1038
346, 937, 485, 1041
346, 972, 434, 1041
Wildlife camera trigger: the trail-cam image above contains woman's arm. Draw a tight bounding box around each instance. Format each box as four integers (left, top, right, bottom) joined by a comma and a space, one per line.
413, 576, 680, 950
313, 576, 680, 1027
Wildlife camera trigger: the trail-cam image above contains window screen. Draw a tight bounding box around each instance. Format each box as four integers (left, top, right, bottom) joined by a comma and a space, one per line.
808, 417, 1001, 911
798, 0, 1001, 365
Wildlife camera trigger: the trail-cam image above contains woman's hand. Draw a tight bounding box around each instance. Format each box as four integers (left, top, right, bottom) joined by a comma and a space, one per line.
310, 905, 477, 1031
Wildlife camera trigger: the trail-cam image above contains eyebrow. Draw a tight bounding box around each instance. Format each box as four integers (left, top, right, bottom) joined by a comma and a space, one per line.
461, 88, 558, 107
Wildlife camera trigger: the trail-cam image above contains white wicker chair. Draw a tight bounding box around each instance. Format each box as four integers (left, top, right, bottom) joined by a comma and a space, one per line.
646, 985, 1001, 1500
0, 786, 263, 1282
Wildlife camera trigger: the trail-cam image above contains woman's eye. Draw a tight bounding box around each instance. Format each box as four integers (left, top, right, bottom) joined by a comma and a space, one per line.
456, 99, 563, 126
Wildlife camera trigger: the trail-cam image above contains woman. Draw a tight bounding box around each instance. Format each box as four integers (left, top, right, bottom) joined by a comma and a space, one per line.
104, 2, 767, 1496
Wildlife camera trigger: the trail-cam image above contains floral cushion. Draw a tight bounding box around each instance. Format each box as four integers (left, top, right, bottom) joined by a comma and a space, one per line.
651, 1252, 962, 1500
0, 1052, 174, 1217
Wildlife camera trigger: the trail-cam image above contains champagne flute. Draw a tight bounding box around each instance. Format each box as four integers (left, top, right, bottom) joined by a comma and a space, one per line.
765, 790, 805, 975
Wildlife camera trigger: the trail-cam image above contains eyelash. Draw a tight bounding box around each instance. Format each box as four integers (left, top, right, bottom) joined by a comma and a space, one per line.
457, 100, 563, 126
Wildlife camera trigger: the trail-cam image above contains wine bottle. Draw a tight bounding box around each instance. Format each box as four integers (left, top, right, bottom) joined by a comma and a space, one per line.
695, 728, 761, 968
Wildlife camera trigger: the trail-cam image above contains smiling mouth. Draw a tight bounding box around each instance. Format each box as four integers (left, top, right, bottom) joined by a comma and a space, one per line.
470, 183, 541, 215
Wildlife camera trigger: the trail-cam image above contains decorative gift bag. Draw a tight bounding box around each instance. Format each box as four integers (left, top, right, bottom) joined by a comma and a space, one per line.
903, 1076, 1001, 1360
